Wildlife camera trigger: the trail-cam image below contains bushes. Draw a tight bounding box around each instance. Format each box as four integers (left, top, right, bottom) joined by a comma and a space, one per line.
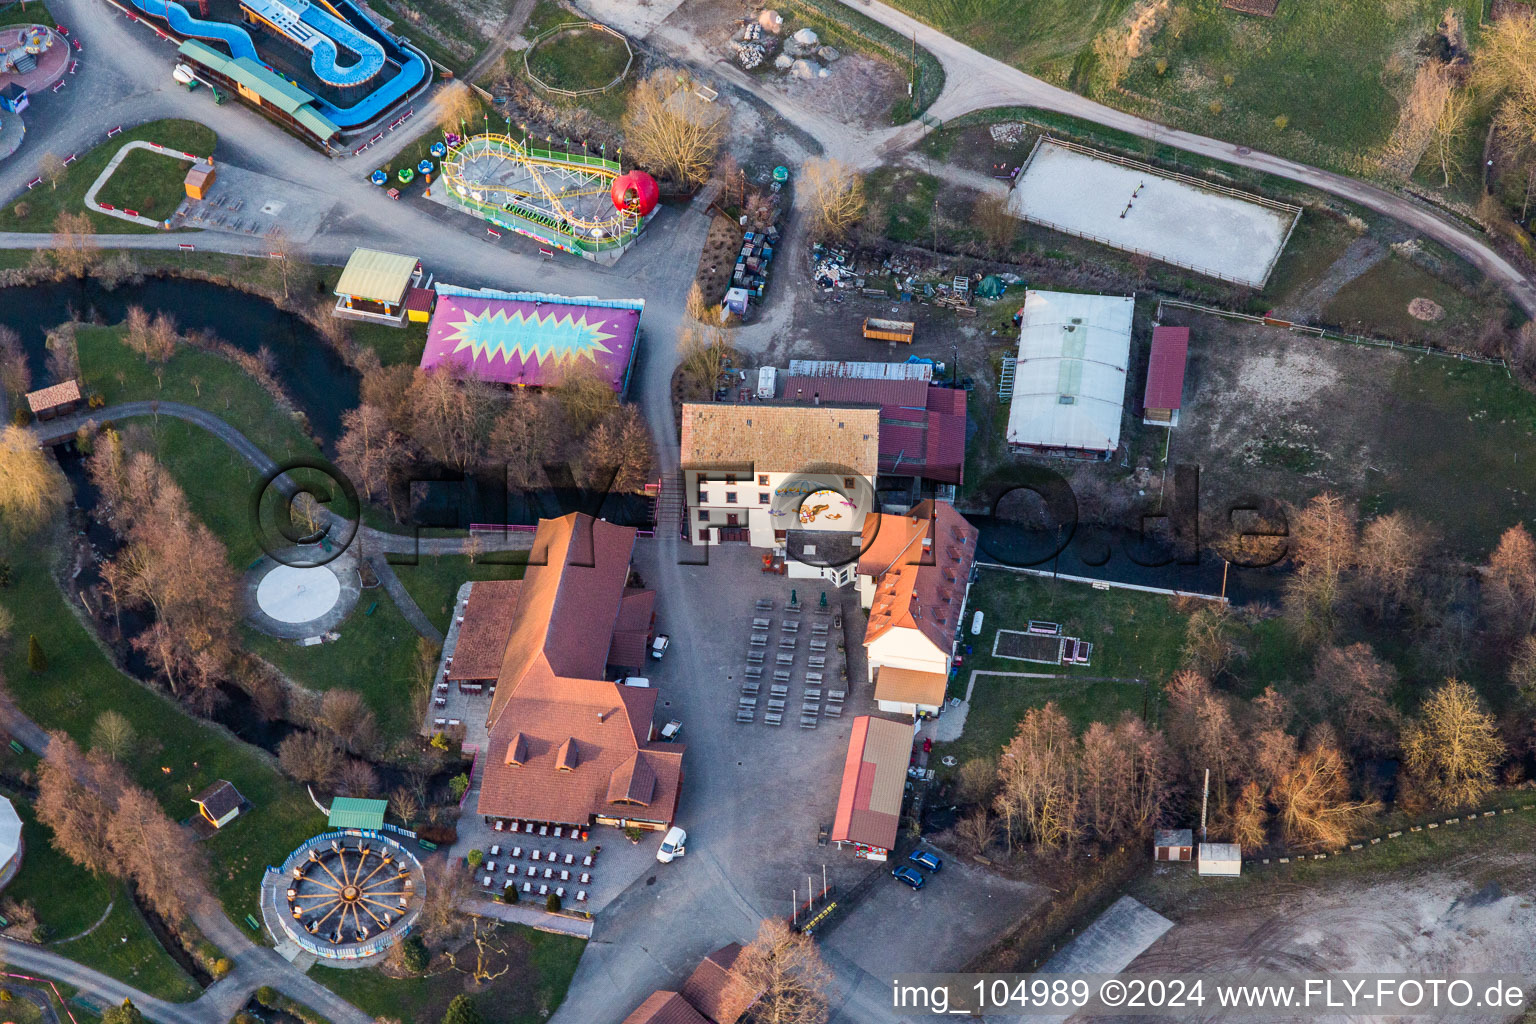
416, 823, 458, 845
398, 934, 430, 973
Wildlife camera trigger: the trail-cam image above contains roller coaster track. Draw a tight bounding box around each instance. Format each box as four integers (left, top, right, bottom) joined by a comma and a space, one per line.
442, 132, 637, 236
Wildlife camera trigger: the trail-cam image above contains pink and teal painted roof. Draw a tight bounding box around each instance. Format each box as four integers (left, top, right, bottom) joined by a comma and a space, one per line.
421, 286, 643, 393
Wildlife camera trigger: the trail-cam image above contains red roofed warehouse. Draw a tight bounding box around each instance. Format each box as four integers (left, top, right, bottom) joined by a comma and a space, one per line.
1142, 325, 1189, 426
831, 716, 915, 860
472, 514, 683, 832
857, 501, 978, 718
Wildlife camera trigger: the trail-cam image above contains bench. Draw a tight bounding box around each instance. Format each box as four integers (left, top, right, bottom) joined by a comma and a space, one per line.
781, 620, 799, 633
771, 684, 789, 696
766, 712, 783, 725
736, 710, 755, 722
756, 599, 773, 612
824, 703, 843, 717
805, 688, 822, 700
809, 640, 827, 652
827, 689, 845, 701
767, 698, 786, 711
747, 651, 764, 664
745, 666, 763, 679
753, 617, 770, 629
779, 637, 797, 649
777, 652, 794, 665
808, 656, 826, 669
799, 716, 818, 728
750, 634, 767, 646
774, 669, 791, 682
742, 681, 760, 695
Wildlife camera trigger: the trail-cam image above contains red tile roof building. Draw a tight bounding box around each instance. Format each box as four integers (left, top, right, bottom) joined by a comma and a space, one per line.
1142, 326, 1189, 426
831, 715, 914, 859
472, 514, 683, 830
681, 943, 747, 1024
621, 991, 712, 1024
858, 501, 978, 706
781, 376, 968, 485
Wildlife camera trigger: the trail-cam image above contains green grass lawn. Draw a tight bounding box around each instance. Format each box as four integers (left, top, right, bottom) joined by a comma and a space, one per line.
245, 590, 423, 737
392, 553, 528, 633
345, 318, 428, 366
93, 147, 198, 223
3, 120, 215, 234
370, 0, 486, 74
5, 799, 201, 1002
0, 1, 56, 29
883, 0, 1117, 84
0, 540, 318, 933
311, 925, 584, 1024
525, 23, 631, 93
935, 567, 1189, 768
1321, 254, 1497, 347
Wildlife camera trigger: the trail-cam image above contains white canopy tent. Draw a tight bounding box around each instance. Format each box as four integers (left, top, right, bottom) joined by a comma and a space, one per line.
0, 795, 21, 873
1006, 290, 1134, 459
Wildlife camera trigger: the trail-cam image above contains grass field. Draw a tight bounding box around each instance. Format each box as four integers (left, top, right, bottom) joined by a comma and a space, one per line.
525, 23, 630, 93
5, 799, 201, 1002
345, 318, 428, 366
0, 1, 56, 29
0, 539, 318, 931
934, 568, 1189, 768
3, 120, 215, 234
312, 924, 584, 1024
93, 147, 197, 223
1321, 254, 1497, 346
392, 553, 528, 633
886, 0, 1121, 84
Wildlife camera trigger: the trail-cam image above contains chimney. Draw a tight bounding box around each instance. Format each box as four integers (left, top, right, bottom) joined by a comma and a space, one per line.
597, 709, 610, 723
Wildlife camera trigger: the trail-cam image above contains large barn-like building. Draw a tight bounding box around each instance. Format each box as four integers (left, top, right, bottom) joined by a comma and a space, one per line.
458, 514, 682, 832
1006, 289, 1134, 460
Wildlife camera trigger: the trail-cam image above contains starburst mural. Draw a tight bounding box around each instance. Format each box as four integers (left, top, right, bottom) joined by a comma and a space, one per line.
420, 293, 643, 390
444, 307, 618, 369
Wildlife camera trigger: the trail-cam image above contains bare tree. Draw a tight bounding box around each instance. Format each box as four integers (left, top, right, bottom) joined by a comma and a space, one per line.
1181, 603, 1244, 678
1356, 511, 1428, 618
335, 403, 413, 518
1283, 492, 1357, 646
1271, 735, 1378, 850
1432, 80, 1473, 187
954, 808, 993, 855
1309, 643, 1402, 758
388, 786, 420, 825
35, 732, 122, 877
415, 860, 471, 944
720, 918, 833, 1024
0, 326, 30, 404
407, 368, 496, 472
801, 158, 866, 241
0, 427, 67, 539
1507, 634, 1536, 704
1164, 670, 1246, 810
621, 72, 726, 188
1383, 60, 1454, 178
318, 689, 378, 755
1483, 523, 1536, 638
1401, 679, 1505, 808
435, 81, 478, 134
49, 211, 100, 278
1474, 11, 1536, 159
37, 152, 66, 191
1228, 780, 1268, 848
488, 389, 562, 492
550, 362, 617, 434
970, 194, 1017, 255
265, 228, 293, 299
993, 703, 1080, 851
277, 731, 343, 789
90, 710, 136, 762
106, 786, 209, 931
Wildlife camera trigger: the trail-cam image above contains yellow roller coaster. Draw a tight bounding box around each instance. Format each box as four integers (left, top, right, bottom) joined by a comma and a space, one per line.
441, 132, 648, 245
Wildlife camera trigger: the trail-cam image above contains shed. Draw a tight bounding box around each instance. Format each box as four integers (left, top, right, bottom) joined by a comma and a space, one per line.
184, 162, 217, 201
0, 83, 28, 114
1142, 325, 1189, 426
404, 286, 436, 323
25, 379, 82, 420
0, 795, 21, 877
1198, 842, 1241, 876
1152, 828, 1193, 862
327, 797, 388, 832
1006, 290, 1133, 460
191, 780, 245, 829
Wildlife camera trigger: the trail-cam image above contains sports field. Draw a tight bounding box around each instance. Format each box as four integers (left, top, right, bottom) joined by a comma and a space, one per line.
1009, 138, 1298, 287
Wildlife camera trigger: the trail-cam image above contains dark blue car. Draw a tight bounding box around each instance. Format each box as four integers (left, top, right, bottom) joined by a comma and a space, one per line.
908, 849, 942, 872
892, 865, 925, 890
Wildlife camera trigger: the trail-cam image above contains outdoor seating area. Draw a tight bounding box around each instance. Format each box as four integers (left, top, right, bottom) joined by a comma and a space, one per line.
479, 824, 601, 904
738, 596, 850, 728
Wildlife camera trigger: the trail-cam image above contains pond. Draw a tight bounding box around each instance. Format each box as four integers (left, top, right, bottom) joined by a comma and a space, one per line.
3, 276, 358, 445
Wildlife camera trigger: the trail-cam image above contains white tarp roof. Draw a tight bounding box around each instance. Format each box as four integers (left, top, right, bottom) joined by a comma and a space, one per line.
1006, 290, 1133, 455
0, 796, 20, 866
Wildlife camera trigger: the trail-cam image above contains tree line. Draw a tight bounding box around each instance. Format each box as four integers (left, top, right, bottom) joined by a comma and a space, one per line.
951, 492, 1531, 860
336, 356, 653, 522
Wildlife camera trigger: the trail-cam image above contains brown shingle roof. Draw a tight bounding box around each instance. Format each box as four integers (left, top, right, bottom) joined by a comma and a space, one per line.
191, 779, 242, 820
860, 501, 978, 655
680, 403, 880, 477
473, 514, 682, 826
25, 379, 81, 414
621, 991, 711, 1024
446, 580, 522, 681
681, 944, 747, 1024
606, 751, 657, 805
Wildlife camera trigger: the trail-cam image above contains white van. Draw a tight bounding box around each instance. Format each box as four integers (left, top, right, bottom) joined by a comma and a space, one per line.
657, 826, 686, 863
620, 677, 651, 688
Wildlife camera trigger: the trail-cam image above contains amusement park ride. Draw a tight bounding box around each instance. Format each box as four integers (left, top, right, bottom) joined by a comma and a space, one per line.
437, 131, 660, 259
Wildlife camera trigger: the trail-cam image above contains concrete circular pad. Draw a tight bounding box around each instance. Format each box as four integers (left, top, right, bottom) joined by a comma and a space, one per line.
256, 564, 342, 623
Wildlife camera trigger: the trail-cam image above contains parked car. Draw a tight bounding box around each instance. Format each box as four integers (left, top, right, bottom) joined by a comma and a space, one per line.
619, 677, 651, 688
908, 849, 943, 872
651, 634, 670, 660
891, 865, 925, 890
657, 826, 686, 863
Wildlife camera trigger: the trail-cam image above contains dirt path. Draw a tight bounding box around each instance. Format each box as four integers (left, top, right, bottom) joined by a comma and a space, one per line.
1273, 234, 1389, 323
463, 0, 538, 85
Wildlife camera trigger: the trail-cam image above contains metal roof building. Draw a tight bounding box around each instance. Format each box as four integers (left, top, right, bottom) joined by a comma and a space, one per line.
327, 797, 387, 831
177, 40, 340, 145
1006, 290, 1134, 460
1142, 325, 1190, 426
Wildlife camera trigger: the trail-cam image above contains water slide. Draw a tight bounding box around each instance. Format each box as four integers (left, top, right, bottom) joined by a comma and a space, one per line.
129, 0, 427, 128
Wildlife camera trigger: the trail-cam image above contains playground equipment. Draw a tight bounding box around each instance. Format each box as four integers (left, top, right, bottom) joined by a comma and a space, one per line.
397, 166, 413, 185
416, 159, 432, 176
369, 169, 386, 185
0, 26, 56, 74
439, 132, 658, 259
429, 141, 446, 159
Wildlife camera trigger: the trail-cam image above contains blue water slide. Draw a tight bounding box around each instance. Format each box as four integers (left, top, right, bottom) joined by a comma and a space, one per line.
298, 2, 385, 86
302, 0, 427, 128
132, 0, 262, 60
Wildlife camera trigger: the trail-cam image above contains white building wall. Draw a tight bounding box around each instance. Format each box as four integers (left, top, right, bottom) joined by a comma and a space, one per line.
866, 629, 947, 683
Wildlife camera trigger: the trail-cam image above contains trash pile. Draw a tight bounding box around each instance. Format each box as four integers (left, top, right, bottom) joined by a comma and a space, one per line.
989, 122, 1026, 144
730, 13, 839, 79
